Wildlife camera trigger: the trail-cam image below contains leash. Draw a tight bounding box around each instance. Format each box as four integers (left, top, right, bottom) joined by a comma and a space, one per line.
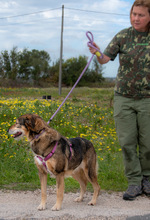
47, 31, 103, 124
33, 31, 102, 171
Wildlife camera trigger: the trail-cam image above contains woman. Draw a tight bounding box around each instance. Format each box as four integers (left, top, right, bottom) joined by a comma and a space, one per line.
89, 0, 150, 200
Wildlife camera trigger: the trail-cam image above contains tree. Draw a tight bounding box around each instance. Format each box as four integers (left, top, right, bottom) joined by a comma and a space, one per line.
1, 50, 11, 79
0, 54, 4, 78
18, 48, 32, 80
30, 49, 51, 83
0, 47, 105, 87
17, 49, 51, 83
87, 56, 105, 83
61, 55, 104, 86
62, 56, 88, 86
49, 59, 60, 83
10, 47, 19, 80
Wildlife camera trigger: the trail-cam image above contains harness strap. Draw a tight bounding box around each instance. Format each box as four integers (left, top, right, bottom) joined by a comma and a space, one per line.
69, 144, 72, 160
35, 142, 73, 172
44, 141, 58, 161
35, 141, 58, 172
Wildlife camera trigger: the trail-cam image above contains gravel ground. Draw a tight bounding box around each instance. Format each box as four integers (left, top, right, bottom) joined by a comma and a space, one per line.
1, 188, 150, 220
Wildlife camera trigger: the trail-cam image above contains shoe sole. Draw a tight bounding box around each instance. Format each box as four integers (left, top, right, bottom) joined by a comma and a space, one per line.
123, 192, 142, 201
142, 191, 150, 196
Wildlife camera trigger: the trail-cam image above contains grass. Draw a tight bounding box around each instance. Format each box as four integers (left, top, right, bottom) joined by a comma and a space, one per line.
0, 87, 127, 192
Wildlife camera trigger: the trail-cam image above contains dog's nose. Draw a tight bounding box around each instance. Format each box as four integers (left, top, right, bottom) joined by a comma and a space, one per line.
7, 129, 9, 133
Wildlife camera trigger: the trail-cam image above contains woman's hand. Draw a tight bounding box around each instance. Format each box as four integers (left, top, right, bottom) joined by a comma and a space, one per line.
89, 42, 110, 64
89, 42, 100, 54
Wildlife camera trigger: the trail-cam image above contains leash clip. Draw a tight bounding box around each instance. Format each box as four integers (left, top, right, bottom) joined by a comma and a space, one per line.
86, 31, 103, 59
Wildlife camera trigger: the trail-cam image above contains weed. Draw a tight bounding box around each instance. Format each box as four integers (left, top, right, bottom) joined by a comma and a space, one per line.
0, 87, 127, 191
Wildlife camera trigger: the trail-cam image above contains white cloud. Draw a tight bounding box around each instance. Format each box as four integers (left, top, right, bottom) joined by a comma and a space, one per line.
0, 0, 134, 77
81, 0, 131, 14
0, 1, 17, 9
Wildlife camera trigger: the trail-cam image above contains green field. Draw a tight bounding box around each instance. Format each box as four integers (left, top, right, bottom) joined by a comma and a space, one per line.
0, 87, 127, 192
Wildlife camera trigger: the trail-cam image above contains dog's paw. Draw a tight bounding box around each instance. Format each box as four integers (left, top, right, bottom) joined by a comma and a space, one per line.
51, 203, 61, 211
37, 203, 46, 211
74, 196, 83, 202
88, 200, 96, 206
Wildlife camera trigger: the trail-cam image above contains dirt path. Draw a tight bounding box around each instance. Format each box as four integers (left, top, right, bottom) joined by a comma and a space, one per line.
1, 188, 150, 220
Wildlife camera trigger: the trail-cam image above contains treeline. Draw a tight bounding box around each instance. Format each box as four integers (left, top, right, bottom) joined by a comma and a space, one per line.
0, 47, 105, 87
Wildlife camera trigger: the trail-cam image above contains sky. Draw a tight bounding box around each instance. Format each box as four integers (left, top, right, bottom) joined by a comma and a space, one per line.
0, 0, 135, 78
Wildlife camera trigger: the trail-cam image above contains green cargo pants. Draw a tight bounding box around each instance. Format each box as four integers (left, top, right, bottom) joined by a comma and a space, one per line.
114, 95, 150, 186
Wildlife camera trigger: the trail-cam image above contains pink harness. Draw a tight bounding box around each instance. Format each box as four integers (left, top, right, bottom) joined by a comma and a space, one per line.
35, 142, 72, 172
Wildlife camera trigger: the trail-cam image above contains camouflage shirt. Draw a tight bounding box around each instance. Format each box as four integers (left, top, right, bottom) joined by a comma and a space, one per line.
104, 27, 150, 98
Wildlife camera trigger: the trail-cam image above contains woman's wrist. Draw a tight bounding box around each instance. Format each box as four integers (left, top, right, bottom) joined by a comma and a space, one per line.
95, 51, 102, 57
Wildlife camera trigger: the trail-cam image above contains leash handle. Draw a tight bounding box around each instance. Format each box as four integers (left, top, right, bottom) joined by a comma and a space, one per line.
86, 31, 103, 59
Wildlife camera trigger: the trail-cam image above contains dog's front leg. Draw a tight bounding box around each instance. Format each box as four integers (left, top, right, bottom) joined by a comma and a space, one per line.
38, 171, 47, 211
51, 173, 64, 211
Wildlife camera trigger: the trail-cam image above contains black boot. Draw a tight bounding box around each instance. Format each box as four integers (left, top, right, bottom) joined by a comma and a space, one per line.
142, 176, 150, 196
123, 185, 142, 200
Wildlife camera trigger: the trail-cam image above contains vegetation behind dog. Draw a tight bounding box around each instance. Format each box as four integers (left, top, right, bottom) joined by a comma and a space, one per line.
0, 87, 127, 192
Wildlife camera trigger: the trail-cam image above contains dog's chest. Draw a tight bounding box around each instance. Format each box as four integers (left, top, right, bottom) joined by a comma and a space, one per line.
34, 156, 56, 178
46, 160, 56, 178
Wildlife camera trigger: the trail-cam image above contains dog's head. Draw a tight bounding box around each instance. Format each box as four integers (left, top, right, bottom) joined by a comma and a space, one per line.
8, 114, 47, 141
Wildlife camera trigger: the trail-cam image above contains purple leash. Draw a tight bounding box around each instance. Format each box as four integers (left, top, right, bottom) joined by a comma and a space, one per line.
47, 31, 103, 124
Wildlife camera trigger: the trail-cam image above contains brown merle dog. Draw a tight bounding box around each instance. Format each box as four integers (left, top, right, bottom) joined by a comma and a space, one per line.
8, 114, 100, 211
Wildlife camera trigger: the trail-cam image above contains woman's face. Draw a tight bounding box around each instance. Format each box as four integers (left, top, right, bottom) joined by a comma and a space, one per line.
131, 6, 150, 32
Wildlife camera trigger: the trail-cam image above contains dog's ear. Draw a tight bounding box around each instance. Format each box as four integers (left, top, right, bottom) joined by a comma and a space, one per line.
23, 115, 36, 131
34, 115, 45, 133
18, 114, 36, 131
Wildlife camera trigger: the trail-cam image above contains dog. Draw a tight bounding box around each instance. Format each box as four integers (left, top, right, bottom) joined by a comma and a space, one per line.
8, 113, 100, 211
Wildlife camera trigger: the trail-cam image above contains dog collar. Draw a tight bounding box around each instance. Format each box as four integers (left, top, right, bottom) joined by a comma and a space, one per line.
31, 128, 45, 141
